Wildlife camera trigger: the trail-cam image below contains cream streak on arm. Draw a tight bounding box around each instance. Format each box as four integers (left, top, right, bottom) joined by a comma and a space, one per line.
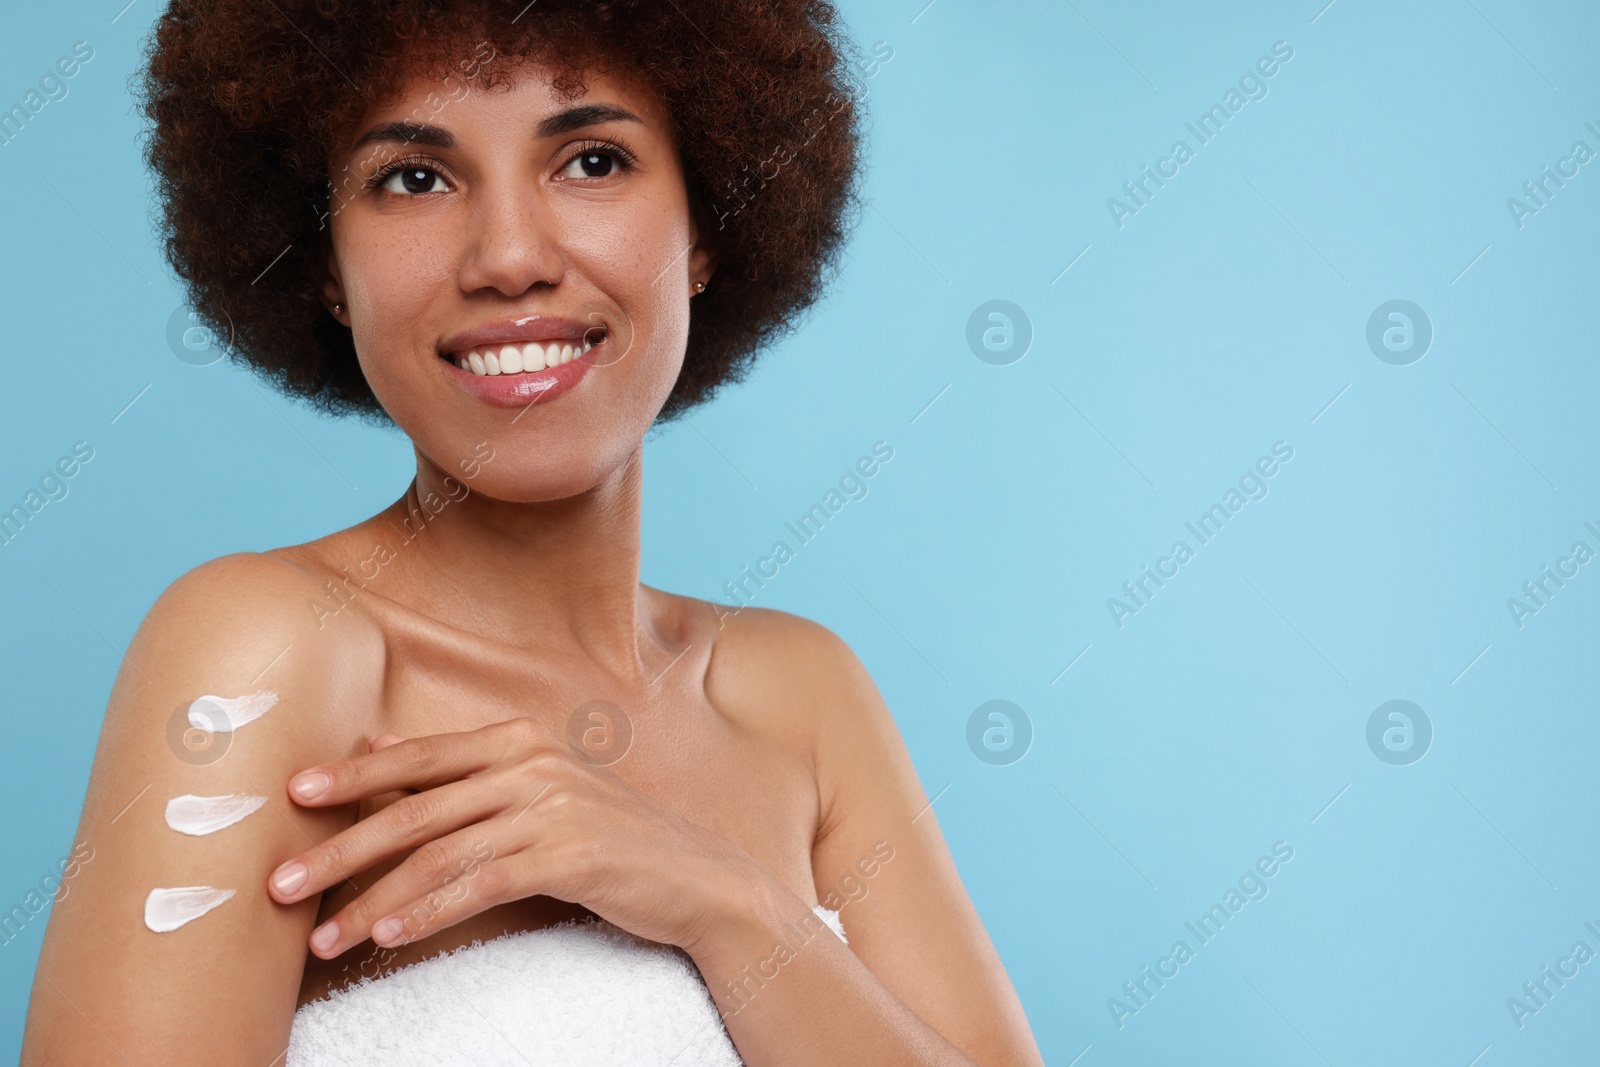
22, 553, 385, 1065
187, 689, 279, 732
143, 886, 237, 933
164, 793, 269, 835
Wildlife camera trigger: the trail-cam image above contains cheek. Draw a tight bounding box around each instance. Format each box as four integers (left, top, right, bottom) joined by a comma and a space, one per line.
555, 201, 693, 389
341, 231, 457, 395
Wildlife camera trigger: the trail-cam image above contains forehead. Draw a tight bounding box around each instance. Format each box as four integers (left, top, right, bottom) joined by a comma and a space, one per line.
342, 49, 666, 154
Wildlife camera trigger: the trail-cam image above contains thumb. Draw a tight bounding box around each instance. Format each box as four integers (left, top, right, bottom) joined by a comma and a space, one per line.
370, 733, 407, 752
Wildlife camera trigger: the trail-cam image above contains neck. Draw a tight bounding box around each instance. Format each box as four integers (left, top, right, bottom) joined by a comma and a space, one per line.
383, 444, 656, 684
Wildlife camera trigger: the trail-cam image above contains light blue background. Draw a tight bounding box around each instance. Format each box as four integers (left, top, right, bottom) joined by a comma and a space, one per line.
3, 1, 1599, 1064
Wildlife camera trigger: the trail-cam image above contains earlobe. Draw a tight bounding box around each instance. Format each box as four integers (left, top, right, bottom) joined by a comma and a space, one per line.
686, 195, 720, 296
322, 288, 347, 322
319, 238, 348, 322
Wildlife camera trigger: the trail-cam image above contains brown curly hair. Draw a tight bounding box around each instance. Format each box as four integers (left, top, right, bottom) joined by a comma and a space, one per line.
135, 0, 864, 424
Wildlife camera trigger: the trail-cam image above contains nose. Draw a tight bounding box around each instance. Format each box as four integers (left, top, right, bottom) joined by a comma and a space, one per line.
455, 183, 567, 297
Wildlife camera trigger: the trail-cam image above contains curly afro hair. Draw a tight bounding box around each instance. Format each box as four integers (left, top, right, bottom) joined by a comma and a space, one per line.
135, 0, 865, 425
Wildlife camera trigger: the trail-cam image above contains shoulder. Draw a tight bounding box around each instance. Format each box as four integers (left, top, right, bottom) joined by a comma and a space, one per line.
93, 550, 388, 822
24, 552, 382, 1061
704, 603, 865, 693
701, 602, 884, 724
671, 601, 1045, 1064
98, 546, 386, 813
695, 601, 912, 814
140, 549, 341, 634
131, 550, 385, 694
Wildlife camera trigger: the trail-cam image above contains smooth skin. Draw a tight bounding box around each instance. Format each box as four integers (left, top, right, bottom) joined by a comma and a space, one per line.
22, 54, 1043, 1066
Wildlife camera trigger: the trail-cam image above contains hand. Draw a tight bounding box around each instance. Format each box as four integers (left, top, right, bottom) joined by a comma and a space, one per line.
265, 716, 765, 961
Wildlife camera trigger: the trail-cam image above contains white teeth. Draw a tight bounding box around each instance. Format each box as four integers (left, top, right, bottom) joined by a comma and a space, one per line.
454, 338, 596, 376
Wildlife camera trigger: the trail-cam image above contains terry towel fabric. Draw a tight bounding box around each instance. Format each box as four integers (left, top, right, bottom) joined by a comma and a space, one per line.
287, 905, 846, 1066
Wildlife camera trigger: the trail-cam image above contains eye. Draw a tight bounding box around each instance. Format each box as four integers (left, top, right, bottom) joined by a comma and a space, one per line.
366, 157, 454, 199
560, 150, 614, 179
381, 166, 445, 195
555, 140, 637, 182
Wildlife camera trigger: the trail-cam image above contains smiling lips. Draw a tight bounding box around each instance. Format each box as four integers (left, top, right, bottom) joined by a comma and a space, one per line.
437, 315, 607, 405
448, 337, 597, 377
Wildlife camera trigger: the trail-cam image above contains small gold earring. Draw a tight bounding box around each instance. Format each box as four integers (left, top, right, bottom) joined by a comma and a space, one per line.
692, 281, 706, 294
332, 302, 344, 315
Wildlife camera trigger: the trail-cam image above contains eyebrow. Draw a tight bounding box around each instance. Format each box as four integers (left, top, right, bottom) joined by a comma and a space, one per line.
348, 104, 644, 155
535, 104, 642, 138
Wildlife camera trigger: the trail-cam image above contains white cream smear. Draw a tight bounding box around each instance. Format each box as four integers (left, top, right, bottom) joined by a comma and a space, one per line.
165, 793, 268, 836
144, 886, 236, 933
187, 690, 278, 733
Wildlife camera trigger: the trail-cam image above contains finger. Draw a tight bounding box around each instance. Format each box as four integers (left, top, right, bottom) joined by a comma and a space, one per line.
370, 736, 425, 798
306, 831, 508, 957
288, 718, 543, 806
268, 781, 501, 904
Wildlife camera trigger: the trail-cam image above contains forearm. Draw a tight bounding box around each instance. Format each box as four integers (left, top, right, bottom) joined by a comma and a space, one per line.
687, 874, 978, 1067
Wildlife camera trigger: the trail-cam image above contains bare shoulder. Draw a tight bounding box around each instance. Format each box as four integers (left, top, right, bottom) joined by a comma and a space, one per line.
692, 599, 1045, 1065
22, 552, 385, 1065
115, 549, 387, 752
96, 549, 386, 789
699, 603, 885, 733
690, 601, 918, 834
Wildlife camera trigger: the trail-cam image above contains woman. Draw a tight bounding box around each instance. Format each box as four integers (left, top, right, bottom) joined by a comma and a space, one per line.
23, 1, 1042, 1063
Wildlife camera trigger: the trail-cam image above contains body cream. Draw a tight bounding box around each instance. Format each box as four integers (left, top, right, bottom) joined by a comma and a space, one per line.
144, 886, 235, 932
164, 793, 267, 836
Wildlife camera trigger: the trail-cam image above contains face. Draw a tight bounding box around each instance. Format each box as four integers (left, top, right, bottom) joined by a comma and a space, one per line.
321, 53, 715, 502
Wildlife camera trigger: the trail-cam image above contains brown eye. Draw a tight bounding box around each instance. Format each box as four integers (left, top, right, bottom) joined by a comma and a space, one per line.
558, 149, 625, 180
379, 166, 445, 195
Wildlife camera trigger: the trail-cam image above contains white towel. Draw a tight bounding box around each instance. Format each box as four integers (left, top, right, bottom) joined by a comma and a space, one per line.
287, 906, 846, 1066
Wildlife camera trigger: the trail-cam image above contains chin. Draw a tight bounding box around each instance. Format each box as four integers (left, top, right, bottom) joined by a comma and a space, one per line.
446, 427, 646, 505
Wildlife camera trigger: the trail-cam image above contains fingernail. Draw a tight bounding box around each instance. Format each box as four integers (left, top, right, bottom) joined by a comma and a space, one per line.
373, 917, 406, 945
310, 920, 339, 953
291, 771, 330, 800
272, 862, 308, 896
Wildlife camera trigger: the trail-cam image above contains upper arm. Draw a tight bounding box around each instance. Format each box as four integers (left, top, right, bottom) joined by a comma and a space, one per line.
22, 552, 384, 1066
729, 608, 1043, 1065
